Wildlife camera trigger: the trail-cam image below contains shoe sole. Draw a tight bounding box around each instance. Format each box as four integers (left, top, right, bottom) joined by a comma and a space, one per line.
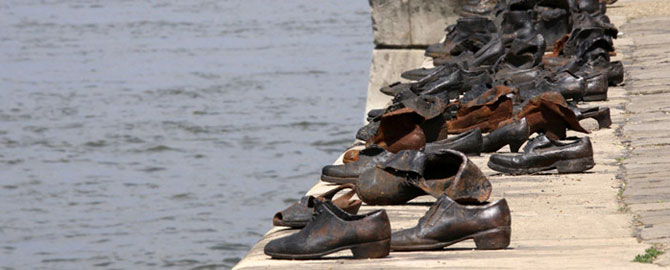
320, 174, 357, 184
272, 220, 307, 228
266, 238, 390, 260
487, 156, 595, 175
391, 227, 511, 251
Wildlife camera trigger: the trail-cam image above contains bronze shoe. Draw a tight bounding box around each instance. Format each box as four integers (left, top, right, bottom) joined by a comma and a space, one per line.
424, 128, 483, 156
355, 149, 491, 205
321, 146, 394, 184
265, 200, 391, 259
445, 85, 515, 134
571, 105, 611, 129
273, 184, 362, 228
391, 194, 511, 251
481, 117, 530, 153
515, 92, 589, 140
369, 107, 427, 153
488, 136, 595, 174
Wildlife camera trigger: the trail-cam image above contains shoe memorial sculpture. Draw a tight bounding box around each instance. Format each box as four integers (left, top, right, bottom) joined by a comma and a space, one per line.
265, 201, 391, 259
264, 0, 623, 260
391, 194, 511, 251
273, 184, 362, 228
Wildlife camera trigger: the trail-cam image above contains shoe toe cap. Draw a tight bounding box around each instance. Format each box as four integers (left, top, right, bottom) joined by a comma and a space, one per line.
489, 154, 516, 167
321, 164, 347, 178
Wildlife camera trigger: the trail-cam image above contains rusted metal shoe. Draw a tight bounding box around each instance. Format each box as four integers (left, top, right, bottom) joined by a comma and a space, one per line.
265, 200, 391, 259
321, 146, 394, 184
488, 136, 595, 174
391, 194, 511, 251
515, 92, 589, 140
369, 107, 427, 153
446, 85, 515, 134
355, 149, 491, 205
273, 184, 362, 228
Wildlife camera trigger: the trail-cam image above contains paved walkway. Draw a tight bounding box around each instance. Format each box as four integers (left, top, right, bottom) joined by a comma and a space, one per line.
233, 1, 670, 269
613, 0, 670, 265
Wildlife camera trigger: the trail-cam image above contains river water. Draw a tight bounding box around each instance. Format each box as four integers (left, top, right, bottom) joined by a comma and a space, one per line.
0, 1, 372, 269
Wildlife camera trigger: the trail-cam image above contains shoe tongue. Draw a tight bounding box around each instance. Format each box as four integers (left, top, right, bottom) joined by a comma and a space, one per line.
419, 194, 453, 225
523, 134, 552, 152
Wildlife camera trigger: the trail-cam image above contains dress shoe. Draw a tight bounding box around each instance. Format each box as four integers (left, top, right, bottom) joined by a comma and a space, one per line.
494, 66, 545, 86
391, 194, 511, 251
488, 136, 594, 174
472, 37, 505, 67
580, 71, 608, 101
265, 201, 391, 259
355, 149, 491, 205
607, 60, 624, 86
481, 117, 530, 153
530, 71, 586, 101
321, 146, 394, 184
424, 128, 483, 156
273, 184, 362, 228
401, 67, 440, 81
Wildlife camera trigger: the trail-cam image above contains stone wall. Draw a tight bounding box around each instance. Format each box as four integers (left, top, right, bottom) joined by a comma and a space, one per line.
365, 0, 462, 116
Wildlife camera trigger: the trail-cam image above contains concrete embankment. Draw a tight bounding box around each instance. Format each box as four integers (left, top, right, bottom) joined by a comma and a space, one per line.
233, 0, 670, 268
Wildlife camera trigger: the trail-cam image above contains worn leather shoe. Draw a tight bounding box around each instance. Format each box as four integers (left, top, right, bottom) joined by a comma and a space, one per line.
356, 149, 491, 205
488, 136, 594, 174
424, 128, 483, 156
273, 184, 362, 228
481, 117, 531, 153
391, 194, 511, 251
265, 200, 391, 259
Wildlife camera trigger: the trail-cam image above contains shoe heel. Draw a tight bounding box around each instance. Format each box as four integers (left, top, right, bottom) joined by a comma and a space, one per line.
595, 108, 612, 129
555, 157, 595, 173
351, 239, 390, 259
474, 227, 510, 250
509, 140, 524, 153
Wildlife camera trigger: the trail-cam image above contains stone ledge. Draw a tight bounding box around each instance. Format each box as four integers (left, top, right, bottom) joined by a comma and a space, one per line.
370, 0, 460, 47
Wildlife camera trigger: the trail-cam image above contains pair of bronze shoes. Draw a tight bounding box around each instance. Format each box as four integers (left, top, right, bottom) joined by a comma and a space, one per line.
265, 193, 511, 259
